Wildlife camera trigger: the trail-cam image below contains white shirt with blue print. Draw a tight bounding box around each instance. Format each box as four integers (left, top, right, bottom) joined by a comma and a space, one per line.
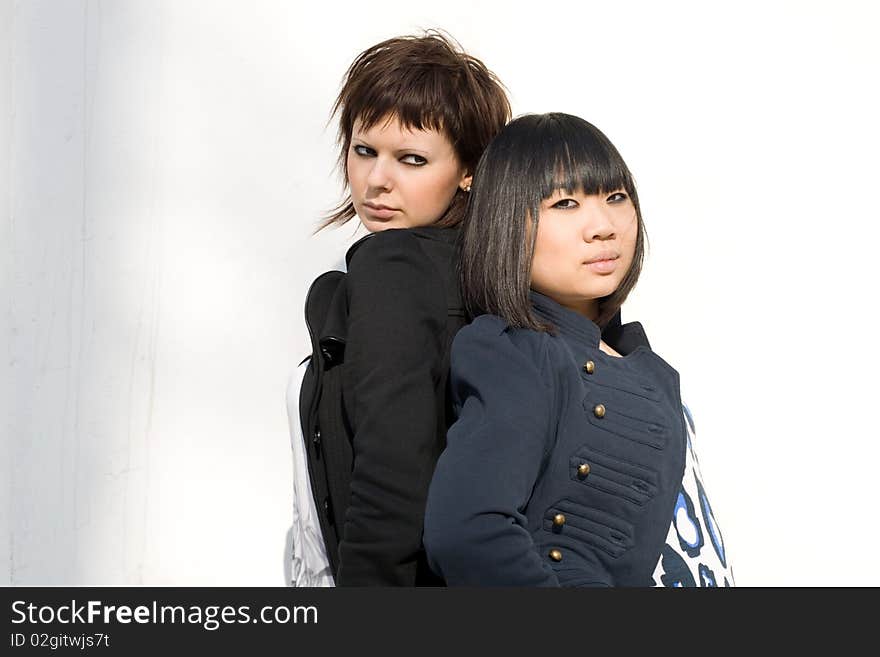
651, 401, 734, 587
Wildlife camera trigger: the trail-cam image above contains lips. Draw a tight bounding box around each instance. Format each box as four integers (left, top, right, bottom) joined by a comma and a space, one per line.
584, 252, 620, 274
584, 251, 619, 264
361, 202, 399, 220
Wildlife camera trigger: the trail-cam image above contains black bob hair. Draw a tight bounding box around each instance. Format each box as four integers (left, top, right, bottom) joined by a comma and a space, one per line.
460, 112, 647, 330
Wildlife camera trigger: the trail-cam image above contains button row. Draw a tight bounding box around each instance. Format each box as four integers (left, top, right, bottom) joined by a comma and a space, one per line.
554, 361, 620, 567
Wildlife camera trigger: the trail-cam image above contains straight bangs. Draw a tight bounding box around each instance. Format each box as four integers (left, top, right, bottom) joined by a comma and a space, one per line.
348, 68, 457, 143
532, 115, 636, 206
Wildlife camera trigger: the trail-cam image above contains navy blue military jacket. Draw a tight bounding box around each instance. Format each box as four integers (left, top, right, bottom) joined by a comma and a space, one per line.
424, 292, 687, 586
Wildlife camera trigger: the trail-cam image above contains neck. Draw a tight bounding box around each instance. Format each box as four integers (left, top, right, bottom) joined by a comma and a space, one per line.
555, 297, 599, 323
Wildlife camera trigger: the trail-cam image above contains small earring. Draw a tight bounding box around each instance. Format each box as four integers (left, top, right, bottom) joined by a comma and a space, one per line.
463, 184, 471, 193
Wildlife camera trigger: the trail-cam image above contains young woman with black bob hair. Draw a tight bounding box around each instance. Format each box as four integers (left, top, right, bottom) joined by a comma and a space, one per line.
288, 32, 511, 587
424, 113, 733, 587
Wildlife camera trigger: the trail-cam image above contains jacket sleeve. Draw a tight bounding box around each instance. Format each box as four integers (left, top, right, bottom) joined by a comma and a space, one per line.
424, 315, 561, 586
337, 230, 447, 586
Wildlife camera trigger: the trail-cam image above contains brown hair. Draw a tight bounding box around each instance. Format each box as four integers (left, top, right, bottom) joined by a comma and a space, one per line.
321, 30, 511, 229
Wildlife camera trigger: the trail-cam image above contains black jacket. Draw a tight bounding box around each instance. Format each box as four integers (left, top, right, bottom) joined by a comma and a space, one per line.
299, 226, 466, 586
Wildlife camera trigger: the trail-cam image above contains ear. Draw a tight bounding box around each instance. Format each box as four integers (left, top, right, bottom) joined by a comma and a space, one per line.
459, 173, 473, 193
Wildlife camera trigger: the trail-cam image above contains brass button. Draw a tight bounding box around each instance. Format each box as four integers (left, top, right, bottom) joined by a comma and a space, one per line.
583, 360, 595, 374
577, 463, 591, 477
593, 404, 606, 418
553, 513, 566, 527
549, 549, 563, 562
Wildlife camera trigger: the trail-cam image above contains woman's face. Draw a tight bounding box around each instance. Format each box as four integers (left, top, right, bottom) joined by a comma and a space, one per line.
530, 188, 638, 320
347, 115, 470, 232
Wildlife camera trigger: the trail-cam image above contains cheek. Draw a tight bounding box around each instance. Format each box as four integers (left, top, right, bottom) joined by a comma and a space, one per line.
620, 216, 639, 262
530, 226, 566, 282
528, 256, 551, 293
411, 172, 459, 213
534, 222, 571, 263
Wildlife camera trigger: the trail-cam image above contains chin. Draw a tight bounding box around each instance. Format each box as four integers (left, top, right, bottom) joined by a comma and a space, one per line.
587, 277, 625, 299
571, 284, 614, 300
360, 218, 397, 233
596, 284, 621, 298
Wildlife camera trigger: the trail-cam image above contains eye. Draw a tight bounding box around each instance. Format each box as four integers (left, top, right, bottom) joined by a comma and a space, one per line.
607, 191, 629, 203
400, 154, 428, 166
352, 144, 375, 157
551, 198, 579, 209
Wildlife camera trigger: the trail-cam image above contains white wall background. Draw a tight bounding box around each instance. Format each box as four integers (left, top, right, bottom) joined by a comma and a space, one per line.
3, 0, 878, 585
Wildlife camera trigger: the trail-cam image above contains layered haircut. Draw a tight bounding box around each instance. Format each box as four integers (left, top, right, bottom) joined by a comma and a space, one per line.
322, 30, 511, 229
460, 113, 647, 330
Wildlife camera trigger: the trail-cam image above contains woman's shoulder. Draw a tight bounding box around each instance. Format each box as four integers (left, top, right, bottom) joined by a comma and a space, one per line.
455, 314, 552, 370
450, 315, 557, 409
460, 313, 541, 338
342, 229, 453, 319
346, 227, 458, 273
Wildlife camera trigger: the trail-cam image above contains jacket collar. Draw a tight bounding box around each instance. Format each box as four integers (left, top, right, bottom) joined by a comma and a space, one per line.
530, 290, 651, 356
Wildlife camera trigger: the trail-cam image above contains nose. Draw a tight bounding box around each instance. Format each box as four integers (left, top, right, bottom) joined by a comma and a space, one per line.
365, 157, 392, 192
583, 204, 616, 242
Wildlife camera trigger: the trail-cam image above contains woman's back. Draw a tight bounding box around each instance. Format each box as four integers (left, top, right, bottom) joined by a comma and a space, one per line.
287, 31, 510, 586
300, 227, 465, 585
